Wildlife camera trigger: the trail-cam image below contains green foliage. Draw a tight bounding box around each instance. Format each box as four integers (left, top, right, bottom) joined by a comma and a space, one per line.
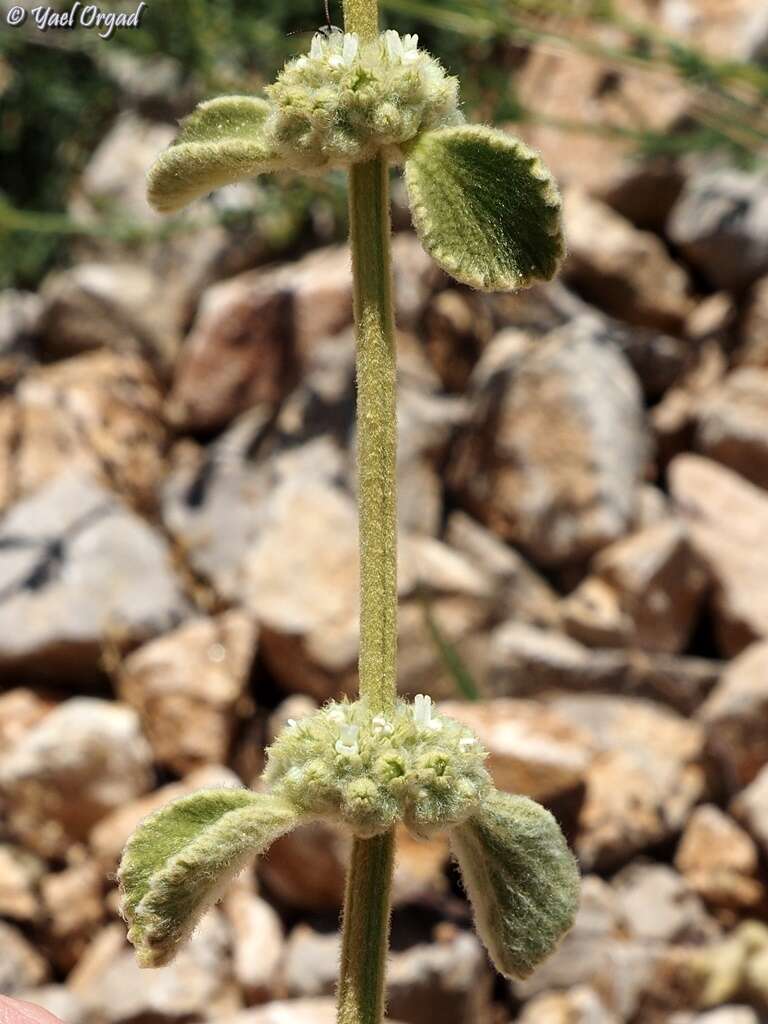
404, 124, 563, 291
451, 790, 581, 980
148, 96, 274, 212
118, 788, 299, 967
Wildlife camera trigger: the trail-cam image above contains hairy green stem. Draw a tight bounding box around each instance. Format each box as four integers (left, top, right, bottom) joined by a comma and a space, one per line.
338, 2, 397, 1023
349, 154, 398, 718
337, 832, 396, 1024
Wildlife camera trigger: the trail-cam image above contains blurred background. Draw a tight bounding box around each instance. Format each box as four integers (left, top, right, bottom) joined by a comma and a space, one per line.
1, 1, 768, 1022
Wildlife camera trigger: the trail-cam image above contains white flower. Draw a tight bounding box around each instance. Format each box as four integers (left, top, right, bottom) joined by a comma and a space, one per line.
310, 33, 326, 60
335, 723, 360, 756
327, 706, 347, 723
402, 33, 420, 63
372, 715, 394, 736
413, 694, 442, 732
342, 33, 359, 64
459, 736, 477, 750
383, 29, 404, 62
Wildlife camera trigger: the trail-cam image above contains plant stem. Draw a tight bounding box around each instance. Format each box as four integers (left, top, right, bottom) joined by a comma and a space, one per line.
337, 831, 396, 1024
349, 154, 398, 717
338, 2, 397, 1023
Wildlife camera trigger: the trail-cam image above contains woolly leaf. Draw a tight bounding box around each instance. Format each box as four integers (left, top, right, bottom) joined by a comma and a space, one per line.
451, 789, 580, 979
404, 125, 564, 292
147, 96, 276, 213
118, 788, 299, 967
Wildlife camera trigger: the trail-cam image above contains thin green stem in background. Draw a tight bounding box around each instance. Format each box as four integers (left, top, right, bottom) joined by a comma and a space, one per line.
338, 1, 397, 1022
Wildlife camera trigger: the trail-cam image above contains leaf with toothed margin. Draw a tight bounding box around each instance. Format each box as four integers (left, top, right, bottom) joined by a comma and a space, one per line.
118, 787, 300, 967
404, 124, 564, 292
450, 789, 580, 980
147, 96, 277, 213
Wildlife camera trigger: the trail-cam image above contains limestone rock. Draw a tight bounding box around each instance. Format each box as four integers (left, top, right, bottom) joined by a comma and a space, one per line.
671, 1010, 760, 1024
549, 695, 706, 869
0, 698, 152, 856
563, 188, 692, 331
223, 885, 284, 1003
0, 921, 48, 995
214, 1000, 405, 1024
76, 912, 239, 1024
516, 987, 617, 1024
675, 804, 764, 909
0, 690, 50, 753
39, 262, 184, 369
737, 276, 768, 367
118, 611, 258, 774
513, 876, 658, 1021
669, 455, 768, 655
40, 861, 105, 971
0, 843, 45, 922
0, 472, 190, 678
260, 822, 348, 911
450, 319, 647, 566
440, 698, 592, 804
694, 368, 768, 490
731, 764, 768, 859
611, 862, 719, 944
584, 520, 707, 654
699, 641, 768, 790
391, 826, 450, 907
668, 169, 768, 291
0, 350, 167, 512
13, 987, 88, 1024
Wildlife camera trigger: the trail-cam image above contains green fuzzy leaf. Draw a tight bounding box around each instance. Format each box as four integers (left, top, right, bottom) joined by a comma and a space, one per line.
404, 125, 564, 292
147, 96, 276, 213
451, 790, 580, 980
118, 787, 299, 966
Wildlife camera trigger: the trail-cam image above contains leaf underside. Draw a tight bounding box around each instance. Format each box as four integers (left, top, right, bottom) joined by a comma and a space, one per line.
405, 124, 564, 292
118, 787, 299, 967
147, 95, 275, 213
451, 790, 580, 980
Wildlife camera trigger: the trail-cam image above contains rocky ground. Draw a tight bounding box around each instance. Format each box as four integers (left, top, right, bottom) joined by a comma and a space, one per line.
3, 6, 768, 1024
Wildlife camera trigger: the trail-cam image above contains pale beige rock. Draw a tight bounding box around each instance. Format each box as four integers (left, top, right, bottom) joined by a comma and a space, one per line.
392, 826, 449, 906
281, 927, 338, 999
440, 698, 592, 803
699, 641, 768, 789
612, 862, 719, 944
450, 320, 647, 566
0, 921, 48, 995
516, 986, 617, 1024
0, 844, 44, 921
0, 690, 50, 754
39, 261, 184, 368
118, 611, 258, 773
513, 876, 658, 1021
695, 368, 768, 490
587, 520, 707, 654
737, 276, 768, 367
0, 472, 190, 679
0, 350, 166, 512
0, 698, 153, 856
89, 764, 241, 867
40, 861, 104, 971
561, 577, 632, 648
669, 455, 768, 654
260, 822, 348, 911
675, 804, 764, 909
731, 764, 768, 859
76, 911, 239, 1024
166, 274, 297, 432
549, 695, 706, 869
670, 1009, 759, 1024
223, 885, 284, 1003
563, 188, 692, 331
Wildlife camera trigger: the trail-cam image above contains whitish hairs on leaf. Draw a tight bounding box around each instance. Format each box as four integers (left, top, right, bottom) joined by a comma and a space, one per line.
404, 124, 564, 292
451, 790, 580, 980
118, 788, 300, 966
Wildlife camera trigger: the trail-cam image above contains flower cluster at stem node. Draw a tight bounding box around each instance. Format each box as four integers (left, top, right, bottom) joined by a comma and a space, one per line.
265, 695, 491, 838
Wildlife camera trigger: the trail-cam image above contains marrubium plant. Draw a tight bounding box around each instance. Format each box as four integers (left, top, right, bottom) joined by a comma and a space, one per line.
118, 1, 578, 1022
